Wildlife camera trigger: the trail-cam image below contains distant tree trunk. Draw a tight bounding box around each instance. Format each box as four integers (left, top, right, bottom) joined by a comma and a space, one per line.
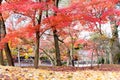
110, 24, 120, 64
0, 9, 14, 66
96, 49, 99, 68
71, 38, 74, 66
0, 13, 4, 65
67, 49, 72, 66
69, 31, 74, 66
91, 51, 93, 69
0, 50, 4, 65
109, 52, 113, 64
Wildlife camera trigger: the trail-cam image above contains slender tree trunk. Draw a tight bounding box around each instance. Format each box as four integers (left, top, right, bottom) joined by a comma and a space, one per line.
0, 13, 4, 65
96, 49, 99, 68
53, 30, 62, 66
91, 51, 93, 69
66, 38, 74, 66
69, 30, 74, 66
34, 0, 42, 68
52, 0, 62, 66
109, 52, 113, 64
67, 49, 72, 66
46, 0, 62, 66
71, 39, 74, 66
0, 50, 4, 65
17, 47, 21, 66
34, 14, 42, 68
34, 31, 40, 68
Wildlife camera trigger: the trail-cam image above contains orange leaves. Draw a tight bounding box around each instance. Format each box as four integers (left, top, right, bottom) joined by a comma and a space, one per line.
0, 24, 40, 49
74, 39, 86, 48
0, 0, 46, 16
43, 13, 73, 29
69, 0, 118, 23
1, 65, 120, 79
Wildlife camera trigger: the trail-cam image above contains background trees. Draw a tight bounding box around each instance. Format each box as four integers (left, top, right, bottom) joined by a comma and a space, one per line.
0, 0, 120, 68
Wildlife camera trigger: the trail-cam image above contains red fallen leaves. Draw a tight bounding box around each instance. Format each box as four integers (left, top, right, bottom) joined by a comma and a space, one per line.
36, 64, 120, 72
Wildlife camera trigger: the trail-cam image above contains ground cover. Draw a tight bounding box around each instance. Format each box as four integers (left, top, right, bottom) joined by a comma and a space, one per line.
0, 64, 120, 80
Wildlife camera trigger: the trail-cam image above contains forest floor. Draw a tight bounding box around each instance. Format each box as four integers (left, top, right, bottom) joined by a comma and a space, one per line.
0, 64, 120, 80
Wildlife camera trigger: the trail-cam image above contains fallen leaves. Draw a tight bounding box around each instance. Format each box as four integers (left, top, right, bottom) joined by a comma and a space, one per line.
0, 65, 120, 80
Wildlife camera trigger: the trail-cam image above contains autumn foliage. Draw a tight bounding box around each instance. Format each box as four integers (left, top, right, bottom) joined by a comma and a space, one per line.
0, 0, 119, 47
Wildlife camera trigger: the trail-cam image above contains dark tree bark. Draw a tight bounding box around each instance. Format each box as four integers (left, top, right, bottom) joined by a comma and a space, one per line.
0, 15, 14, 66
53, 30, 62, 66
34, 31, 40, 68
0, 0, 4, 66
0, 50, 4, 65
0, 0, 14, 66
34, 0, 42, 69
52, 0, 62, 66
4, 43, 14, 66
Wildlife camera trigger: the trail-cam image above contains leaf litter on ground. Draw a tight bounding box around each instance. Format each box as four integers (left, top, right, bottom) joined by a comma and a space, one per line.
0, 64, 120, 80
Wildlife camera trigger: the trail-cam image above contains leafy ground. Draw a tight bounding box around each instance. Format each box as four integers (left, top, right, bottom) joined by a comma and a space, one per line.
0, 64, 120, 80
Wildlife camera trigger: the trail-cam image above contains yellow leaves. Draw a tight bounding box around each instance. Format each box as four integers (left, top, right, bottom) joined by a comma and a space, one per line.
28, 48, 33, 53
0, 66, 120, 80
24, 53, 29, 59
100, 35, 107, 40
99, 34, 109, 40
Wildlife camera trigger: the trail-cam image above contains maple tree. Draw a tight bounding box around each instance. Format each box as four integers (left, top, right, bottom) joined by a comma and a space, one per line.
0, 0, 63, 67
0, 0, 120, 68
43, 0, 119, 66
0, 0, 44, 68
68, 0, 120, 64
0, 0, 14, 66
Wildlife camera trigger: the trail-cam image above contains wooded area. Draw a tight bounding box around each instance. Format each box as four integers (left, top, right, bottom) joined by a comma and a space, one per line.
0, 0, 120, 79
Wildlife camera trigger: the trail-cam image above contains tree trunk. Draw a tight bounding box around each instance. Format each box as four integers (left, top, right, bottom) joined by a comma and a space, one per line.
34, 31, 40, 68
71, 40, 74, 66
96, 49, 99, 68
69, 31, 74, 66
52, 0, 62, 66
110, 24, 120, 64
34, 0, 42, 68
109, 52, 113, 64
91, 52, 93, 69
0, 12, 14, 66
0, 50, 4, 65
67, 49, 72, 66
53, 30, 62, 66
0, 14, 4, 65
4, 43, 14, 66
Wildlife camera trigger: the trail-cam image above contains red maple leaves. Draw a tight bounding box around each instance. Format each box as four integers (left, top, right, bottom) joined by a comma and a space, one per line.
0, 0, 119, 49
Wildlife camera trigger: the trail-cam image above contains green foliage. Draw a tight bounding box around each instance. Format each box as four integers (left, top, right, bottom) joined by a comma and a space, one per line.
40, 56, 49, 61
90, 33, 100, 41
98, 57, 104, 64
